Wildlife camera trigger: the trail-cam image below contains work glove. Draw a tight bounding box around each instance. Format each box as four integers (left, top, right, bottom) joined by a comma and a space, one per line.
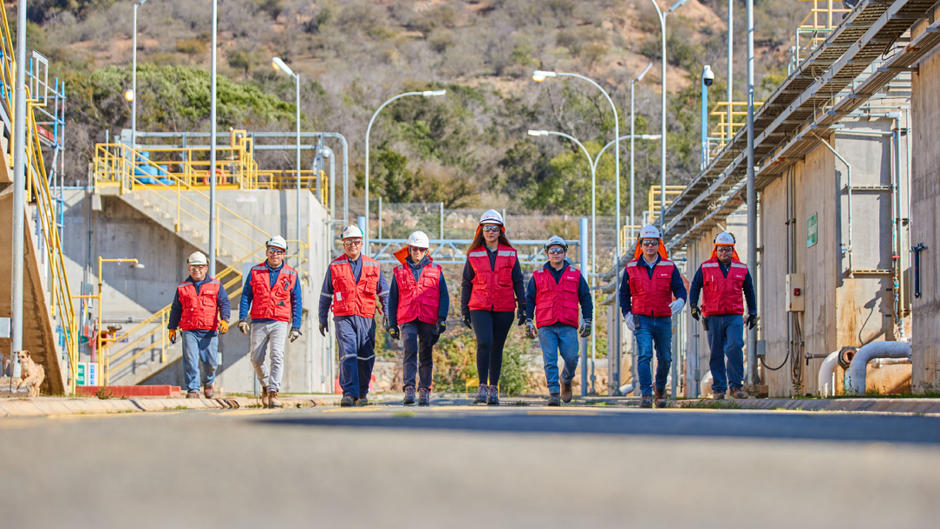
436, 320, 446, 335
517, 309, 527, 326
168, 328, 177, 344
625, 312, 635, 332
218, 320, 229, 334
289, 328, 302, 343
389, 326, 400, 340
382, 314, 389, 332
703, 317, 709, 332
669, 298, 686, 315
690, 306, 700, 321
463, 313, 472, 329
237, 319, 250, 335
579, 320, 592, 338
524, 319, 536, 339
746, 314, 758, 330
318, 322, 328, 336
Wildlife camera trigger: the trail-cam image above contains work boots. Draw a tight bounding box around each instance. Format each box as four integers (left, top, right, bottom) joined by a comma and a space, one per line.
356, 396, 369, 406
712, 392, 726, 400
730, 387, 748, 399
340, 394, 355, 407
260, 387, 269, 407
640, 395, 653, 408
487, 385, 500, 406
548, 394, 561, 407
186, 391, 199, 399
267, 391, 282, 408
474, 385, 488, 404
654, 388, 667, 408
418, 388, 430, 406
560, 381, 573, 403
403, 386, 416, 406
203, 385, 214, 399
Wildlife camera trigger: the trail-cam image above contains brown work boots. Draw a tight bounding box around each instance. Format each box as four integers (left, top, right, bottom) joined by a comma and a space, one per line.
267, 391, 282, 408
560, 381, 573, 403
654, 388, 667, 408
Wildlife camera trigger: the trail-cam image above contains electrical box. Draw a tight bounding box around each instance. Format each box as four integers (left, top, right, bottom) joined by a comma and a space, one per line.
786, 273, 805, 312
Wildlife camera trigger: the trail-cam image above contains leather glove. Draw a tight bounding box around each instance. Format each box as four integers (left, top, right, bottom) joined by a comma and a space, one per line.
524, 319, 536, 339
690, 306, 700, 321
625, 312, 635, 332
319, 322, 328, 336
578, 320, 592, 338
669, 298, 685, 315
168, 328, 177, 344
746, 314, 758, 330
517, 310, 527, 326
289, 328, 302, 343
463, 313, 472, 329
218, 320, 229, 334
389, 326, 400, 340
436, 320, 446, 335
237, 320, 250, 334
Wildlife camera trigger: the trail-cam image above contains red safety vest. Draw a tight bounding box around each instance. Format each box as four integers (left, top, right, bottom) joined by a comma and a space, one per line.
625, 257, 676, 317
533, 265, 581, 328
467, 244, 518, 312
393, 259, 442, 325
701, 257, 748, 317
330, 255, 381, 318
177, 278, 221, 331
249, 262, 297, 322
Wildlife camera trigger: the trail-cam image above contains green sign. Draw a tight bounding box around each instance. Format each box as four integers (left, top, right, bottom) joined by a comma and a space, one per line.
807, 213, 818, 247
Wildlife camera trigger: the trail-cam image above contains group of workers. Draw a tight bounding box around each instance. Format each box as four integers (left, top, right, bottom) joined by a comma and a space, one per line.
165, 209, 756, 409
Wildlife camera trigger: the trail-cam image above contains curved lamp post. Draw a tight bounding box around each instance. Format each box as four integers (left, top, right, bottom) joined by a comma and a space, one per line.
364, 89, 446, 254
272, 57, 303, 250
631, 62, 653, 241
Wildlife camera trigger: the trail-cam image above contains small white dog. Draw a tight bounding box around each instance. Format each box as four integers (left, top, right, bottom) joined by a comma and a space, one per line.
16, 350, 44, 397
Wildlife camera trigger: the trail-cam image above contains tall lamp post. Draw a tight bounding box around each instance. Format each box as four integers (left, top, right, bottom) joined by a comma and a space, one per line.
273, 57, 303, 250
208, 0, 218, 276
129, 0, 147, 151
532, 69, 622, 392
631, 62, 653, 242
364, 89, 446, 254
647, 0, 688, 228
701, 65, 714, 170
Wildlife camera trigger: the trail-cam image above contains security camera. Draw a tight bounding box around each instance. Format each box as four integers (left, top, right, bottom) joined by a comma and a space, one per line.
702, 65, 715, 87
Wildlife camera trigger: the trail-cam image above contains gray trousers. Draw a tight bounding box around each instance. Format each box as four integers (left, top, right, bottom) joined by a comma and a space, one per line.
249, 320, 289, 392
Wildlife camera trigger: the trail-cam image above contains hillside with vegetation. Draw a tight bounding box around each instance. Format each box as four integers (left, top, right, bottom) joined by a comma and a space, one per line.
25, 0, 805, 214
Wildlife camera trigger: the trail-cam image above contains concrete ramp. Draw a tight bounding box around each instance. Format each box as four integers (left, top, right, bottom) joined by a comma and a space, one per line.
0, 184, 66, 394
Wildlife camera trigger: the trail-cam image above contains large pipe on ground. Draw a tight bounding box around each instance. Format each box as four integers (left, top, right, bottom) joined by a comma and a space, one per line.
817, 351, 840, 397
844, 341, 912, 395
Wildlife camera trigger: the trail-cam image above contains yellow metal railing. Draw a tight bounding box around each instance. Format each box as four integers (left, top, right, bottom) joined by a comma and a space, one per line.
0, 7, 79, 393
618, 186, 684, 249
796, 0, 851, 62
708, 101, 765, 157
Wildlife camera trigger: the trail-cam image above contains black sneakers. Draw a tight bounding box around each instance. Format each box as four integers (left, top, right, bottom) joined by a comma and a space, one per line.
418, 388, 430, 406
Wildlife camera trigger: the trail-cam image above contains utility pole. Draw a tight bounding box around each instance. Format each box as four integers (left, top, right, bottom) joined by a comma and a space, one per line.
746, 0, 759, 385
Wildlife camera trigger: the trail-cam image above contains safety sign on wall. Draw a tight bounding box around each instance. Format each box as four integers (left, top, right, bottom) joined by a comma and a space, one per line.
807, 213, 818, 247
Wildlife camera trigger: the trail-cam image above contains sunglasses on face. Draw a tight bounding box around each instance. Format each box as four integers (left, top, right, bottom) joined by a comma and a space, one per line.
343, 239, 363, 247
189, 264, 208, 269
266, 248, 285, 255
410, 246, 427, 253
481, 225, 501, 233
716, 246, 734, 252
641, 240, 659, 247
547, 248, 565, 255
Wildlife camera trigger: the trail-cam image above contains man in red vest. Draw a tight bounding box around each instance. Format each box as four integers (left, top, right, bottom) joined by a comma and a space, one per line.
237, 235, 303, 408
689, 231, 757, 399
619, 224, 687, 408
524, 235, 593, 406
167, 251, 230, 398
387, 230, 449, 406
318, 225, 389, 407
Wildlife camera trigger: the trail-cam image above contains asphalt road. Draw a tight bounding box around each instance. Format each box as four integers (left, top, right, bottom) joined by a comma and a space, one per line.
2, 403, 939, 529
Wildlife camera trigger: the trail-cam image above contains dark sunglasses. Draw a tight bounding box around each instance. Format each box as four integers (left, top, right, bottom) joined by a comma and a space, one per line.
266, 248, 285, 254
547, 248, 565, 255
641, 240, 659, 247
481, 225, 501, 232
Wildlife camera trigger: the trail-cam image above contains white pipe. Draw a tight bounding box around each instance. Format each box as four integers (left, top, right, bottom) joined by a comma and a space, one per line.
619, 383, 635, 395
844, 341, 912, 395
817, 351, 840, 397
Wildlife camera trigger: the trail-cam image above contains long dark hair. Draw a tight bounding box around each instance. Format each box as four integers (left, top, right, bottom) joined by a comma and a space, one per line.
467, 225, 511, 253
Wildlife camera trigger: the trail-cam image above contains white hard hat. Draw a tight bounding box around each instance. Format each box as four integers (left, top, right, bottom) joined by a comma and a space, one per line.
407, 230, 430, 249
545, 235, 567, 251
266, 235, 288, 251
479, 209, 504, 226
186, 251, 208, 266
639, 224, 661, 240
715, 232, 735, 245
341, 225, 363, 239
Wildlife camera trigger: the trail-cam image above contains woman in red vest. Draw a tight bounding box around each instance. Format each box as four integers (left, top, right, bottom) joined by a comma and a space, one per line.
387, 230, 449, 406
460, 210, 526, 405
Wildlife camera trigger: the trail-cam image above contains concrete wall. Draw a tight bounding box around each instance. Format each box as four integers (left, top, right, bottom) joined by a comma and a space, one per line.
911, 17, 940, 393
60, 187, 334, 393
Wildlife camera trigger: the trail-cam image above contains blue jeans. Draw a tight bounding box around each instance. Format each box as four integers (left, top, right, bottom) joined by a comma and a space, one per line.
537, 324, 580, 395
181, 330, 218, 392
634, 315, 672, 397
706, 314, 745, 393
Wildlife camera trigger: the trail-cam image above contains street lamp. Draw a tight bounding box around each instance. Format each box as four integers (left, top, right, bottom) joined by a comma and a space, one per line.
647, 0, 688, 228
527, 128, 599, 395
95, 257, 144, 386
272, 56, 303, 250
701, 64, 714, 170
208, 0, 218, 276
631, 62, 653, 242
130, 0, 147, 152
364, 89, 446, 254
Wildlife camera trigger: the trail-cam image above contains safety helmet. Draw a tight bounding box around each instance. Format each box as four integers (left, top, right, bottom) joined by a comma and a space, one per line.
544, 235, 567, 251
715, 232, 735, 246
265, 235, 288, 251
479, 209, 504, 226
186, 251, 208, 266
341, 225, 363, 240
639, 224, 661, 240
407, 230, 430, 249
